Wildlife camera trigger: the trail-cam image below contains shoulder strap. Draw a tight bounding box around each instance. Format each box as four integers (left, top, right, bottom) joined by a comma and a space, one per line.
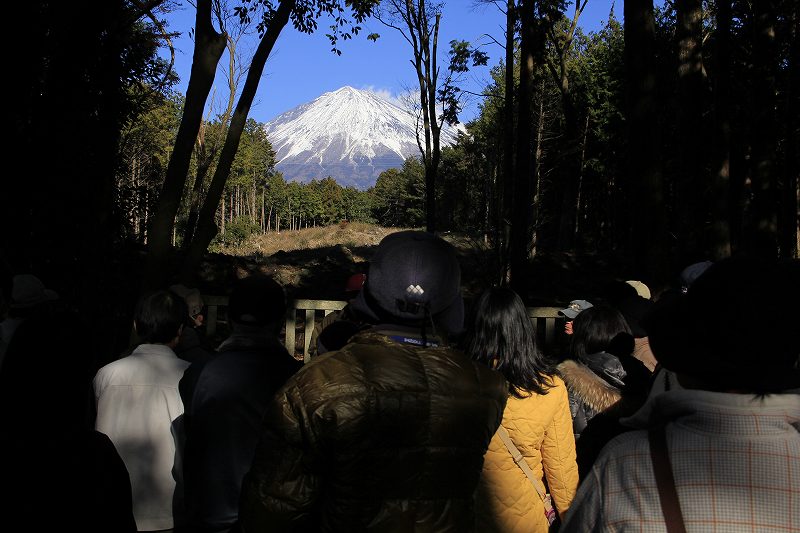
648, 426, 687, 533
496, 425, 548, 503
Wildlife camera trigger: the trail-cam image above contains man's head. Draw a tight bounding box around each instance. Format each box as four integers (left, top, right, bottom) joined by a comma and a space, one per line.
646, 256, 799, 393
559, 299, 593, 335
134, 290, 186, 345
227, 274, 286, 333
679, 260, 713, 294
616, 295, 654, 338
350, 231, 463, 336
169, 284, 204, 327
10, 274, 59, 315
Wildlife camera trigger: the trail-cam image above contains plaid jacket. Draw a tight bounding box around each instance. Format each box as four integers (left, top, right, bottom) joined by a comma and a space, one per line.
561, 389, 800, 532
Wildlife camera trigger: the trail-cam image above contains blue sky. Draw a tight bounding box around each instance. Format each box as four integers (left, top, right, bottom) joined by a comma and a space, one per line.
163, 1, 618, 124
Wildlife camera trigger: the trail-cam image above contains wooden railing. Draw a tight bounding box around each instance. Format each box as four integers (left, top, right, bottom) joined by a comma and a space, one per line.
284, 299, 347, 363
203, 297, 565, 363
526, 306, 565, 351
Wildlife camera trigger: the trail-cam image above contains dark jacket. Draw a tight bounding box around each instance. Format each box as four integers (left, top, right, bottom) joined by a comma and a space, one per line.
174, 325, 214, 364
557, 353, 652, 478
558, 353, 626, 440
180, 329, 302, 532
239, 327, 508, 532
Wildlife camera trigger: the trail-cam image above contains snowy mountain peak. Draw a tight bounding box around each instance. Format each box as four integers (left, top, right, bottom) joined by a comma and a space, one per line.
264, 86, 462, 190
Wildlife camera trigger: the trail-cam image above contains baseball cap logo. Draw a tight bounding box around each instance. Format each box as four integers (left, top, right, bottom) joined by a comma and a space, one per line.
405, 284, 425, 297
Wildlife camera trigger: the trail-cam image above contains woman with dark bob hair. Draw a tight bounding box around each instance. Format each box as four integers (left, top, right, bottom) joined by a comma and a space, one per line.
557, 304, 653, 445
465, 287, 578, 533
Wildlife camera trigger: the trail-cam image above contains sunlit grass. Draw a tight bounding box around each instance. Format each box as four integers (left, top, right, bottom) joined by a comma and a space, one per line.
220, 222, 416, 259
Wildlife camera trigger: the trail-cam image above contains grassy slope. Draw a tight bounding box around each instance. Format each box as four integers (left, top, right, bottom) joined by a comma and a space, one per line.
203, 222, 637, 309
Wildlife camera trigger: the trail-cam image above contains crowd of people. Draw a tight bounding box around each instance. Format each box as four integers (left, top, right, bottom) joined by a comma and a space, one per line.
0, 232, 798, 532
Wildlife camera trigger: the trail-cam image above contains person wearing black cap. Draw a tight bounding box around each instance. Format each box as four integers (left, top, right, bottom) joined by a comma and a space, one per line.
239, 231, 508, 532
561, 257, 800, 532
559, 299, 593, 336
179, 274, 301, 533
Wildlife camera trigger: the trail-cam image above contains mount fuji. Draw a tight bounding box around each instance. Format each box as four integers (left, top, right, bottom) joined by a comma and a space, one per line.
263, 86, 462, 190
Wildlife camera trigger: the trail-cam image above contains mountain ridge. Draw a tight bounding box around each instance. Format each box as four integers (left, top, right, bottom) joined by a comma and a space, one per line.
264, 86, 462, 189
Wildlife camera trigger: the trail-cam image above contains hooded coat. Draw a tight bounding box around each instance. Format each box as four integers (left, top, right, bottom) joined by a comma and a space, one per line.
557, 355, 625, 440
558, 354, 653, 477
239, 328, 508, 532
475, 375, 579, 533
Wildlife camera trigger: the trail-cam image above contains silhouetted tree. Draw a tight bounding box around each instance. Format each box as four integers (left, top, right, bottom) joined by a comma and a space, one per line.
624, 0, 669, 282
709, 0, 733, 259
144, 0, 378, 288
674, 0, 708, 263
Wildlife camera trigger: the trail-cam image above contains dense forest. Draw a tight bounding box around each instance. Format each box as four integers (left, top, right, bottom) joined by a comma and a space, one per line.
2, 0, 798, 352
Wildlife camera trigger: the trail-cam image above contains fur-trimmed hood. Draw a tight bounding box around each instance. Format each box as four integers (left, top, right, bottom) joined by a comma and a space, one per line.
557, 358, 623, 414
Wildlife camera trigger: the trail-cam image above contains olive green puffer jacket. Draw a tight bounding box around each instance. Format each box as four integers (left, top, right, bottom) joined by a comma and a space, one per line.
239, 329, 508, 532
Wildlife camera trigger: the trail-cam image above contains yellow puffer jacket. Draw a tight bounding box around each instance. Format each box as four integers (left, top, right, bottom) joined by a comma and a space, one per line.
475, 376, 579, 533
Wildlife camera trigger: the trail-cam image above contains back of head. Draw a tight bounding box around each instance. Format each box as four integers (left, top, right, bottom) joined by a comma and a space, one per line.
604, 280, 638, 307
1, 311, 93, 428
646, 256, 800, 393
570, 304, 632, 360
466, 287, 536, 364
169, 284, 204, 320
134, 290, 186, 344
465, 287, 550, 396
615, 295, 654, 338
227, 274, 286, 330
350, 231, 463, 336
9, 273, 59, 317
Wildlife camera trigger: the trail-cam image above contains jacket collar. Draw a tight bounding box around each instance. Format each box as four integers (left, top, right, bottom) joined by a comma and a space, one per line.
558, 358, 623, 413
353, 325, 444, 348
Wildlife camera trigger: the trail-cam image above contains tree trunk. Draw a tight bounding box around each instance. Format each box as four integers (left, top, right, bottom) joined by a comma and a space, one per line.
624, 0, 668, 282
422, 12, 441, 233
675, 0, 707, 263
220, 195, 225, 235
709, 0, 732, 260
548, 0, 586, 252
780, 0, 799, 258
574, 112, 590, 241
509, 0, 536, 293
181, 0, 295, 282
185, 33, 240, 248
183, 125, 212, 249
500, 0, 516, 282
531, 79, 546, 258
748, 0, 780, 258
143, 0, 226, 289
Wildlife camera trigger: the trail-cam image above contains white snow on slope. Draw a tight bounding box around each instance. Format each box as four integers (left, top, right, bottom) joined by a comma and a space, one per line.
264, 86, 462, 190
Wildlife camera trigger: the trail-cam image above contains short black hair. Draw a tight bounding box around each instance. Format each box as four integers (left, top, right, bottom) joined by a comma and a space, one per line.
134, 290, 186, 344
570, 305, 632, 360
227, 275, 286, 328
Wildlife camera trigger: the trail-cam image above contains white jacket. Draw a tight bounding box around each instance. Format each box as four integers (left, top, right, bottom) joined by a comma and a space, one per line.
94, 343, 189, 531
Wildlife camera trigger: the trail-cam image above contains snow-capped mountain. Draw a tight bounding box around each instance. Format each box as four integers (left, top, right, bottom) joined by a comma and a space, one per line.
264, 86, 462, 190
